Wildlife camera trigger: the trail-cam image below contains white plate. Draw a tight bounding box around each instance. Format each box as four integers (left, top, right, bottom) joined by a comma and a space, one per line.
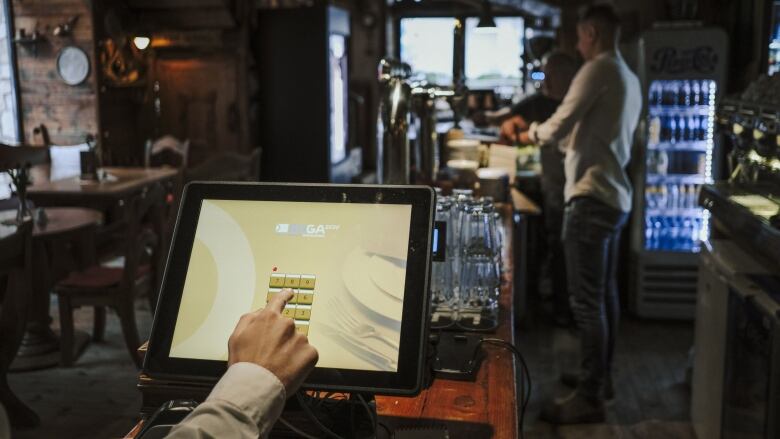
342, 248, 402, 323
368, 254, 405, 300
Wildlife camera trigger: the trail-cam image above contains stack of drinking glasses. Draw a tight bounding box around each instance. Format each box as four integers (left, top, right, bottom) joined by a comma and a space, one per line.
430, 189, 503, 331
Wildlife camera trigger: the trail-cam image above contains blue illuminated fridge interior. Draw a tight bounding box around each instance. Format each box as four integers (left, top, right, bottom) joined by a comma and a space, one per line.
769, 1, 780, 75
644, 79, 716, 253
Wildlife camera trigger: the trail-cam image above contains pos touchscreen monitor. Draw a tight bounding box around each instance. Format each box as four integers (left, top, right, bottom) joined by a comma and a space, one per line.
143, 182, 435, 396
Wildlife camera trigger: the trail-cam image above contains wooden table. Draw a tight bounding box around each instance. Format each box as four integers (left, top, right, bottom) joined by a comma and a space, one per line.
27, 167, 179, 207
125, 205, 521, 438
28, 166, 178, 316
1, 208, 102, 371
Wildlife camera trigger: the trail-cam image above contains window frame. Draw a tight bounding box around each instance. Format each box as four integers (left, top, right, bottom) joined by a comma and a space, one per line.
2, 0, 22, 144
394, 11, 528, 91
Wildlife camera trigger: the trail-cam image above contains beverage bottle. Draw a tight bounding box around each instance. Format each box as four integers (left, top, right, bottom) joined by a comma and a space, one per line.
649, 115, 661, 144
680, 80, 691, 106
686, 115, 696, 141
669, 115, 677, 144
657, 183, 668, 208
649, 82, 662, 106
664, 82, 677, 107
698, 115, 707, 141
669, 217, 680, 250
645, 217, 655, 249
646, 185, 656, 209
660, 115, 670, 142
701, 80, 711, 103
669, 183, 679, 210
677, 115, 687, 142
681, 217, 693, 250
688, 184, 697, 208
661, 82, 671, 106
657, 150, 669, 175
691, 80, 701, 106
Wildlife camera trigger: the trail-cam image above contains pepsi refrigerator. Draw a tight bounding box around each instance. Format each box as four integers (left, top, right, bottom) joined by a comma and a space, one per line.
630, 27, 728, 319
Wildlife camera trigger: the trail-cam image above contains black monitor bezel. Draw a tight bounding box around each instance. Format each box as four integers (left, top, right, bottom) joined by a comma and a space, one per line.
143, 182, 434, 396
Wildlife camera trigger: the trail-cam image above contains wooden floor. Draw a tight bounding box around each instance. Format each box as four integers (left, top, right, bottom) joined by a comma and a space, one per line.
519, 306, 696, 439
9, 298, 153, 439
8, 295, 697, 439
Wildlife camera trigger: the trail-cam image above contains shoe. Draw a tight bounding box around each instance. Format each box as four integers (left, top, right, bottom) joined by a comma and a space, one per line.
539, 390, 606, 425
560, 371, 615, 400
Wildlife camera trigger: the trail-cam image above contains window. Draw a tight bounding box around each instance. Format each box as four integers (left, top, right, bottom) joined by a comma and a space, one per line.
0, 0, 19, 145
399, 18, 455, 85
399, 16, 524, 94
464, 17, 524, 90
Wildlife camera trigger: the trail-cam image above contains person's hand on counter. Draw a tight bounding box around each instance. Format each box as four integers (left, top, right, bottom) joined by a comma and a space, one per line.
499, 115, 530, 145
228, 288, 319, 394
517, 131, 531, 145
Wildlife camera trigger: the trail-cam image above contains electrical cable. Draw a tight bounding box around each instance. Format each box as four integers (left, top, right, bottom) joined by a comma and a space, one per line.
473, 338, 532, 439
355, 393, 377, 436
377, 421, 393, 438
278, 416, 319, 439
296, 392, 347, 439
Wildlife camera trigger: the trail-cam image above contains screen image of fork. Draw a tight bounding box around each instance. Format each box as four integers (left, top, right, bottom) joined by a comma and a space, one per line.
268, 273, 317, 335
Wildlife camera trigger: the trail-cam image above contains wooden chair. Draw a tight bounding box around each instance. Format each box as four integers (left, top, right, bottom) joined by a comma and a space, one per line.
145, 135, 189, 169
54, 184, 165, 368
0, 219, 37, 428
0, 144, 48, 170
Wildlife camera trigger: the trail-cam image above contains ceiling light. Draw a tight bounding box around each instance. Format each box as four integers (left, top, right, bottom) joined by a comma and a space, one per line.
477, 1, 496, 29
133, 36, 151, 50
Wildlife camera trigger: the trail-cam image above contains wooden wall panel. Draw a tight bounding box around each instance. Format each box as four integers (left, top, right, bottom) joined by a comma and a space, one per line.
12, 0, 97, 146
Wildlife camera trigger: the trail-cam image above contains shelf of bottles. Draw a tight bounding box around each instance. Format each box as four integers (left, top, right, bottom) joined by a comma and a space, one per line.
644, 79, 716, 253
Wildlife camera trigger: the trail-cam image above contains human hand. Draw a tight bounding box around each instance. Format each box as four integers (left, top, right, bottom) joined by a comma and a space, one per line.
227, 289, 319, 395
499, 115, 527, 144
518, 131, 531, 145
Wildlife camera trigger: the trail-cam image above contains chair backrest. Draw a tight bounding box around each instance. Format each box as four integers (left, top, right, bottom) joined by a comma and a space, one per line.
119, 184, 166, 291
145, 136, 189, 169
0, 145, 49, 172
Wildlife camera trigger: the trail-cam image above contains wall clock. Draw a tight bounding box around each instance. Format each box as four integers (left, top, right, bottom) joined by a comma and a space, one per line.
56, 45, 90, 86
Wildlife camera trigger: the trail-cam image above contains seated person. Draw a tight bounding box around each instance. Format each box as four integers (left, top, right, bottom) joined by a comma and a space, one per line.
166, 289, 319, 438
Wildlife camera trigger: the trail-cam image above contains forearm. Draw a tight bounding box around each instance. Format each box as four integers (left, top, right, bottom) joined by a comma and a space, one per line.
166, 363, 287, 439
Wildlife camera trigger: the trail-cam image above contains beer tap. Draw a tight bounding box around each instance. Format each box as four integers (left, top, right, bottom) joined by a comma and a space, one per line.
376, 58, 467, 185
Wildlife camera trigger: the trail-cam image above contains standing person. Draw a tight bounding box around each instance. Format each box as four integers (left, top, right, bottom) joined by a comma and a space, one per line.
500, 52, 580, 327
518, 4, 641, 424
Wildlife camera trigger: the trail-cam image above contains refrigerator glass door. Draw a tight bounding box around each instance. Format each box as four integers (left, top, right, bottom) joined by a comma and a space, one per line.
769, 2, 780, 76
329, 34, 348, 165
644, 79, 716, 252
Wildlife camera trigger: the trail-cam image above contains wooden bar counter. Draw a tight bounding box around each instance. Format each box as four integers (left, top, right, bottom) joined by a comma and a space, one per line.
126, 203, 521, 439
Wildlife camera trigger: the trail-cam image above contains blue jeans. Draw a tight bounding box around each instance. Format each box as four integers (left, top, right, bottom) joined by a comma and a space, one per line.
562, 196, 628, 399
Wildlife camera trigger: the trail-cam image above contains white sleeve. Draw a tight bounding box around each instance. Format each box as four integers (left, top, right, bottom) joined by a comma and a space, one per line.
529, 61, 605, 147
165, 362, 287, 439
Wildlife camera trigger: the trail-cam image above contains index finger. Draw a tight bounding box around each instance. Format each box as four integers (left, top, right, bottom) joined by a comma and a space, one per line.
266, 288, 294, 314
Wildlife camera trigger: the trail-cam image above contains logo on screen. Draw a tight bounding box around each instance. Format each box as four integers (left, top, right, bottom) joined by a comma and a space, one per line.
275, 223, 340, 238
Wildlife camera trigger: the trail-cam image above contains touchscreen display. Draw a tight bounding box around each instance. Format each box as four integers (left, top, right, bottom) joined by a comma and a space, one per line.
169, 199, 413, 372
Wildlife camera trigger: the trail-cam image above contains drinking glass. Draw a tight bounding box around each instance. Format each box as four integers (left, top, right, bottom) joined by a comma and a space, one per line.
430, 197, 455, 328
457, 202, 500, 330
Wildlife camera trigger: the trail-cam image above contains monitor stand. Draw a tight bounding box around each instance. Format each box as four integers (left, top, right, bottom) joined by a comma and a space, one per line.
273, 392, 378, 438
